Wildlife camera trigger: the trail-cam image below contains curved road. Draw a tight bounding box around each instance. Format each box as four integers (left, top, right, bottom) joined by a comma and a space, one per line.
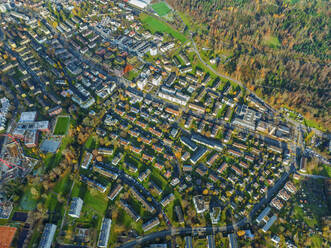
118, 220, 247, 248
189, 36, 275, 113
117, 164, 295, 248
297, 171, 329, 180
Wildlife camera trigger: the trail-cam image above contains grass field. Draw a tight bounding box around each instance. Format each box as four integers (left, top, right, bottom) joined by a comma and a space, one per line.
140, 13, 187, 42
83, 188, 108, 216
54, 172, 72, 195
44, 193, 58, 212
44, 151, 62, 172
263, 34, 281, 48
53, 116, 70, 135
84, 135, 98, 150
19, 187, 37, 211
151, 2, 171, 17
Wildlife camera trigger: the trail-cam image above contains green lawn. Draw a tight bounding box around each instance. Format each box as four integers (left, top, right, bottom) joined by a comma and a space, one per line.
19, 187, 37, 211
140, 13, 187, 42
84, 135, 98, 150
71, 181, 81, 198
263, 34, 281, 48
110, 207, 144, 244
125, 70, 139, 81
151, 2, 171, 17
54, 172, 72, 195
293, 205, 304, 219
44, 193, 58, 212
43, 151, 63, 172
311, 235, 323, 247
83, 188, 108, 216
217, 104, 227, 118
304, 216, 318, 228
303, 118, 326, 132
28, 228, 42, 248
53, 116, 70, 135
311, 163, 331, 178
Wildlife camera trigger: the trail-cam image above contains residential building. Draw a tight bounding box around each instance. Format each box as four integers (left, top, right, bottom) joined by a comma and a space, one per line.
142, 217, 160, 232
108, 184, 123, 201
262, 215, 277, 232
97, 218, 112, 248
185, 236, 193, 248
38, 224, 57, 248
160, 193, 175, 207
228, 233, 238, 248
81, 176, 107, 193
119, 199, 140, 222
271, 235, 280, 244
207, 235, 216, 248
81, 152, 93, 169
130, 187, 155, 213
175, 205, 184, 224
93, 164, 118, 180
68, 197, 83, 218
180, 136, 197, 151
256, 207, 271, 224
193, 195, 206, 214
190, 146, 208, 165
191, 133, 223, 151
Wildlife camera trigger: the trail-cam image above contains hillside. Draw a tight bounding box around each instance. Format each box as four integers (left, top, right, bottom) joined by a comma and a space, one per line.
167, 0, 331, 130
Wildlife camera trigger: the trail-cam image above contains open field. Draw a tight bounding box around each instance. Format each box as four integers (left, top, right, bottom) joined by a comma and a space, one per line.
139, 13, 187, 42
151, 2, 171, 17
19, 187, 37, 211
84, 135, 98, 150
53, 116, 70, 135
83, 188, 108, 216
54, 171, 72, 195
263, 34, 281, 48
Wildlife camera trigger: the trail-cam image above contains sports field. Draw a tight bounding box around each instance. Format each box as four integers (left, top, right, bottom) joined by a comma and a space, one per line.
53, 116, 70, 135
151, 2, 171, 16
140, 13, 186, 42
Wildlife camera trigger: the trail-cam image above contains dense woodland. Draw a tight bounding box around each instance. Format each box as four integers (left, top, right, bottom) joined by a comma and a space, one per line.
167, 0, 330, 129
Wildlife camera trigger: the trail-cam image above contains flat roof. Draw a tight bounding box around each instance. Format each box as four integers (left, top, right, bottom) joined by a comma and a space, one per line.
256, 207, 271, 224
19, 111, 37, 123
262, 215, 277, 232
40, 139, 61, 153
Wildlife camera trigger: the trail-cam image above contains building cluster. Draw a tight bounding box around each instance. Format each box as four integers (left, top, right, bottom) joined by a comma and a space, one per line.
270, 181, 297, 210
38, 223, 57, 248
12, 111, 49, 148
254, 180, 298, 245
0, 1, 311, 248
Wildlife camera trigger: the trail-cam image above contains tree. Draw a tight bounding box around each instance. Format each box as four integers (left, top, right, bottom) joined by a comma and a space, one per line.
30, 187, 40, 199
52, 21, 58, 29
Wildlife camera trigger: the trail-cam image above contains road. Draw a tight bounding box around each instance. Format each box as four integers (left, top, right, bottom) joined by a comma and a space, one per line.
118, 224, 246, 248
297, 171, 329, 180
11, 5, 328, 246
107, 165, 171, 227
189, 36, 276, 114
117, 164, 296, 247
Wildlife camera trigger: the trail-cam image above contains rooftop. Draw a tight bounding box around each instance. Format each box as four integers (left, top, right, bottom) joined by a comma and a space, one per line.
19, 111, 37, 123
0, 226, 16, 248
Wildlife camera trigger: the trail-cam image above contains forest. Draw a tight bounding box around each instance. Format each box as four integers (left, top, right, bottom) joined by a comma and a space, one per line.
167, 0, 330, 130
